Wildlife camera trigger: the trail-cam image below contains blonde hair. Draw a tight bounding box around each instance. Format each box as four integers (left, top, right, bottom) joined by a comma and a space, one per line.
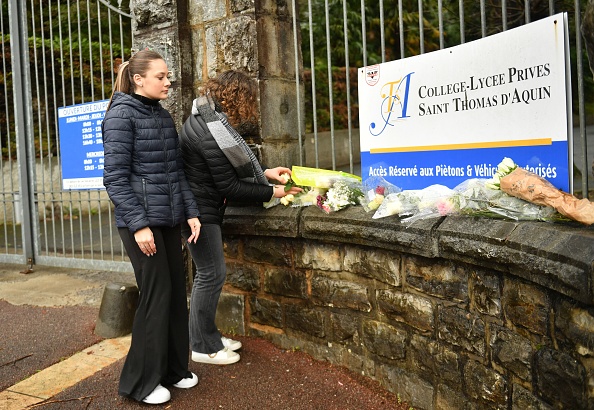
106, 49, 165, 111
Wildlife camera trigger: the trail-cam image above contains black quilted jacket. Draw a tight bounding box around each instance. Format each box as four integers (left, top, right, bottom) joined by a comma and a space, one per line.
102, 92, 200, 233
179, 111, 274, 226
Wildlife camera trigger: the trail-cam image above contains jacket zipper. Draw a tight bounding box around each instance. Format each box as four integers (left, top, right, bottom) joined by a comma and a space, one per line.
153, 106, 175, 226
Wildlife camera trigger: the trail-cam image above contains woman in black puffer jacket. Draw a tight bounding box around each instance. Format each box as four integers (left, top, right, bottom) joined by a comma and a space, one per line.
179, 70, 301, 366
102, 50, 201, 405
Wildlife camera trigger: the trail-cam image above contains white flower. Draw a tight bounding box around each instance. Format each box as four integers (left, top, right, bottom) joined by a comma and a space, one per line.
497, 157, 517, 175
279, 173, 291, 184
280, 197, 289, 206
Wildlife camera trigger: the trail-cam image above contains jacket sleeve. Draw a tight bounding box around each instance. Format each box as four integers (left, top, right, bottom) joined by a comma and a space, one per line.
185, 114, 274, 203
102, 110, 149, 233
175, 141, 201, 220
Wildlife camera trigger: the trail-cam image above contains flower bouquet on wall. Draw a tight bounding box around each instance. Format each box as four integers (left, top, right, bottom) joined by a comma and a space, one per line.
487, 157, 594, 225
276, 166, 364, 213
360, 176, 402, 212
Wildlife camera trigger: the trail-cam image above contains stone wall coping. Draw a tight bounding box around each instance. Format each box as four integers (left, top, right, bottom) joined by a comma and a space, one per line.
222, 205, 594, 305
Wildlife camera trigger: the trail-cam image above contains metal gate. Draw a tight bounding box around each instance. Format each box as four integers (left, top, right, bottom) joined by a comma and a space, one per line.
1, 0, 134, 271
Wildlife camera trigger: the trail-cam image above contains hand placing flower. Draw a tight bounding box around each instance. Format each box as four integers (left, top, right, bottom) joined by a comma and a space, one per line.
278, 172, 291, 184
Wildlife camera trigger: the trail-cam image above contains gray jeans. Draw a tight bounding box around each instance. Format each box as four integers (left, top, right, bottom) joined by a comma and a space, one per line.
182, 223, 226, 354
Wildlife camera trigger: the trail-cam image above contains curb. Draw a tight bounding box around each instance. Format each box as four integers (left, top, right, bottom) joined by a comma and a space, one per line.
0, 336, 130, 410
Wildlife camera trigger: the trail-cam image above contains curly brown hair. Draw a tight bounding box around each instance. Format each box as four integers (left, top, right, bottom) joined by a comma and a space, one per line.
204, 70, 259, 135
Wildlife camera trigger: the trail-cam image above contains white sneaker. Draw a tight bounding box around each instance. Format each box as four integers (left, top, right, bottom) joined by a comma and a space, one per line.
172, 372, 198, 389
221, 336, 242, 351
192, 347, 240, 365
142, 384, 171, 404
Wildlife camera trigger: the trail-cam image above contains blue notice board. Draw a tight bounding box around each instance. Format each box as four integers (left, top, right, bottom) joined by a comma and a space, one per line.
58, 100, 109, 190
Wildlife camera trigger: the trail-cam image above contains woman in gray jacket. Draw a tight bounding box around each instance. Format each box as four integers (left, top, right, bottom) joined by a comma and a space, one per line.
102, 50, 201, 405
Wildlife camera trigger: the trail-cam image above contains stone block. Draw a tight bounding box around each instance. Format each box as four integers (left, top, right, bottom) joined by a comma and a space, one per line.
437, 384, 473, 410
438, 306, 486, 356
226, 261, 260, 292
502, 278, 549, 337
534, 348, 588, 409
243, 237, 293, 266
362, 320, 406, 361
330, 312, 360, 345
222, 205, 300, 238
404, 255, 468, 302
189, 0, 226, 24
249, 296, 282, 328
300, 206, 440, 257
94, 282, 138, 338
463, 359, 508, 409
376, 289, 434, 332
469, 268, 502, 317
285, 304, 325, 338
343, 246, 400, 286
311, 273, 371, 312
511, 384, 553, 410
378, 364, 434, 410
296, 241, 342, 271
490, 324, 533, 381
216, 292, 245, 335
263, 267, 307, 299
554, 298, 594, 356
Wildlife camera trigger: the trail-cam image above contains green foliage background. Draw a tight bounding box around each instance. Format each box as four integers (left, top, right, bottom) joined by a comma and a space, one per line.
300, 0, 594, 133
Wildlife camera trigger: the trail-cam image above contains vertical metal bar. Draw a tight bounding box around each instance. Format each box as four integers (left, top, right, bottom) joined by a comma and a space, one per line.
307, 0, 319, 167
525, 0, 531, 23
77, 0, 85, 102
549, 0, 554, 14
502, 0, 507, 31
418, 0, 424, 54
480, 0, 486, 38
438, 0, 444, 49
97, 0, 106, 100
459, 0, 465, 44
9, 0, 35, 264
87, 0, 95, 101
574, 0, 588, 196
360, 0, 367, 67
324, 0, 336, 169
343, 0, 354, 173
379, 0, 385, 62
399, 0, 404, 58
67, 0, 75, 104
291, 0, 304, 166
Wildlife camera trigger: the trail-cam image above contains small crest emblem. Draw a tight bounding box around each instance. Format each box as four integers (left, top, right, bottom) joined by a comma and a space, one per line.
365, 65, 380, 86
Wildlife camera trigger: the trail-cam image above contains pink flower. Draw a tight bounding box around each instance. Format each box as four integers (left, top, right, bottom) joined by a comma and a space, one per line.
436, 198, 455, 216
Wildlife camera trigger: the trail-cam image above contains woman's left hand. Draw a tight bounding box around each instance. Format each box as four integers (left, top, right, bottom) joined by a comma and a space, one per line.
264, 167, 292, 183
187, 218, 201, 243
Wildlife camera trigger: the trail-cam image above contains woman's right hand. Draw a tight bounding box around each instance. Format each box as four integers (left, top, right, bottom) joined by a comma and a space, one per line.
135, 227, 155, 256
272, 184, 303, 198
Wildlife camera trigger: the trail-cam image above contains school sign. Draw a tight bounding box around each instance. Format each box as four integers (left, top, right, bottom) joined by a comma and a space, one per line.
358, 13, 572, 191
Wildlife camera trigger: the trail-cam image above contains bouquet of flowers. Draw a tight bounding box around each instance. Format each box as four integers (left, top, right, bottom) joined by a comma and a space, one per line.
372, 184, 456, 221
360, 176, 402, 212
487, 157, 594, 225
276, 166, 363, 213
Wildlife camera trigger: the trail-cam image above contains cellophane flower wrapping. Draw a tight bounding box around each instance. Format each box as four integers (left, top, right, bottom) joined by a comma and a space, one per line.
453, 178, 557, 221
499, 167, 594, 225
360, 176, 402, 212
372, 184, 455, 221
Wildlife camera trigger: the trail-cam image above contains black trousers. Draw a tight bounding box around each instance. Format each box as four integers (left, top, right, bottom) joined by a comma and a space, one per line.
117, 225, 191, 402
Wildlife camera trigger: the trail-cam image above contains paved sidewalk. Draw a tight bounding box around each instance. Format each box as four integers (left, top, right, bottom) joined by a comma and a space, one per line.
0, 263, 407, 410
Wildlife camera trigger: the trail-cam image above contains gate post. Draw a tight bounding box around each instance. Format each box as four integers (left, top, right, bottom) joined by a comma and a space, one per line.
8, 0, 36, 268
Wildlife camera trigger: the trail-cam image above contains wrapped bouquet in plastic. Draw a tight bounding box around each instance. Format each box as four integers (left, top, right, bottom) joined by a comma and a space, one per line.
360, 176, 402, 212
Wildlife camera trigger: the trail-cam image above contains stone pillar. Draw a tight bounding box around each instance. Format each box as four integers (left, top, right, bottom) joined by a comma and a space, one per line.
255, 0, 304, 168
130, 0, 192, 127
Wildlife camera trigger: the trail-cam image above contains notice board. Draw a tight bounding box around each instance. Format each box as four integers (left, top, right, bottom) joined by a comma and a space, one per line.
58, 100, 108, 190
358, 13, 572, 191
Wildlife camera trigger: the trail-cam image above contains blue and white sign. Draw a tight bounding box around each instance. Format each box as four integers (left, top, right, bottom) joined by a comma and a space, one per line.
58, 100, 108, 190
358, 13, 572, 191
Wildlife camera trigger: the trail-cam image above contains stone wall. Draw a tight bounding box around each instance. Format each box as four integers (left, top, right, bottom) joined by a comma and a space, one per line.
214, 205, 594, 410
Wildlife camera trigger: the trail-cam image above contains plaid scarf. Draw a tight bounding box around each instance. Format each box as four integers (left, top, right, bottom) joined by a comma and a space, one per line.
192, 95, 269, 186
